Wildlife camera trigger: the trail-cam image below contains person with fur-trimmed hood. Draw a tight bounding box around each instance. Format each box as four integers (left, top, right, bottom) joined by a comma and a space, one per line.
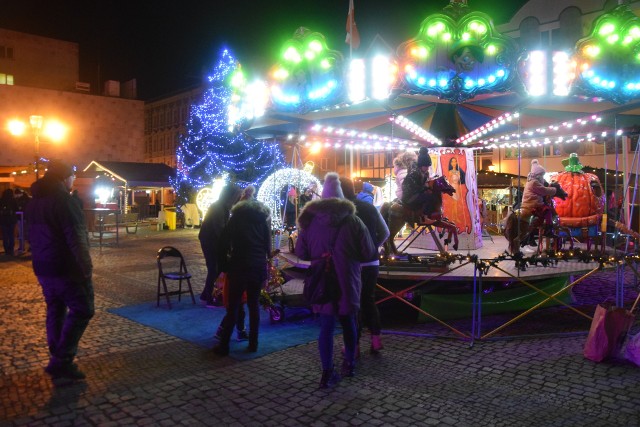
393, 150, 418, 201
295, 172, 376, 389
213, 195, 273, 356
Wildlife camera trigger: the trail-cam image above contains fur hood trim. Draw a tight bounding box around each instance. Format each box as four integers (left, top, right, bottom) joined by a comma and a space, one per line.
393, 151, 417, 170
297, 198, 355, 230
231, 198, 270, 218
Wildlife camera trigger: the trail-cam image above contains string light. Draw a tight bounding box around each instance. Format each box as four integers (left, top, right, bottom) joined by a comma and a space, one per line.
171, 48, 285, 204
256, 168, 322, 230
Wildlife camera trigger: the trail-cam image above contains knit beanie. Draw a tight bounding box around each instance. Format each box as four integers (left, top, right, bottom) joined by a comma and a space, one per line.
417, 147, 431, 168
321, 172, 344, 199
46, 160, 75, 180
530, 159, 546, 177
240, 185, 256, 200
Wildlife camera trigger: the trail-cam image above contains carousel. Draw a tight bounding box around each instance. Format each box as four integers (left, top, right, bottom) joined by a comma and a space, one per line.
222, 1, 640, 341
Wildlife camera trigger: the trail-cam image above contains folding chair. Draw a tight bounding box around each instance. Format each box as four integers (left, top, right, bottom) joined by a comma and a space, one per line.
156, 246, 195, 308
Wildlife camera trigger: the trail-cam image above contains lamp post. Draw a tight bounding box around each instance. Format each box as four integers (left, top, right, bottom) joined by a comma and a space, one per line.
29, 115, 43, 180
6, 115, 66, 181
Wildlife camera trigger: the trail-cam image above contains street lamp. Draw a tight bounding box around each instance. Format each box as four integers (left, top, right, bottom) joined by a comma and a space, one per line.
7, 115, 66, 180
29, 115, 43, 180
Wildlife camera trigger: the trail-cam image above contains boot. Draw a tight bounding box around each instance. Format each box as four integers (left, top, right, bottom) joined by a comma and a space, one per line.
236, 329, 249, 341
340, 360, 356, 377
247, 340, 258, 353
370, 334, 384, 354
319, 368, 341, 389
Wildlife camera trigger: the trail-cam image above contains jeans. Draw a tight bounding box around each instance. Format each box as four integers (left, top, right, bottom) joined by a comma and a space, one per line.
39, 276, 95, 366
1, 223, 15, 255
219, 271, 262, 347
200, 253, 219, 302
318, 313, 357, 371
359, 265, 381, 336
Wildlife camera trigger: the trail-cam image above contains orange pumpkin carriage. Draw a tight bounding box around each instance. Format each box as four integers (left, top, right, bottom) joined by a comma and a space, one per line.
552, 153, 605, 250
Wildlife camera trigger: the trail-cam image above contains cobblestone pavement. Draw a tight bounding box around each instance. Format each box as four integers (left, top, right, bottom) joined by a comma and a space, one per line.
1, 228, 640, 426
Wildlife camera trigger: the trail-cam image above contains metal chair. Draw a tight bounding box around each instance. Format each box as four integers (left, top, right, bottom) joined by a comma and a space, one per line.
156, 246, 195, 308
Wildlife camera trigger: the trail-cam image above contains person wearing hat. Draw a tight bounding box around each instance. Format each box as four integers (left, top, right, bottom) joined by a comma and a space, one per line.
519, 159, 566, 246
295, 172, 376, 388
401, 147, 433, 212
26, 159, 94, 381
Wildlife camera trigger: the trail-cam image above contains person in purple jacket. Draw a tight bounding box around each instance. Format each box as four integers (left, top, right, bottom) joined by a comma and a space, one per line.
295, 172, 376, 389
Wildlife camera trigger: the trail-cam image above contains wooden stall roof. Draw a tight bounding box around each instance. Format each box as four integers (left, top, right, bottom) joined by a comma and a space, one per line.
81, 161, 176, 188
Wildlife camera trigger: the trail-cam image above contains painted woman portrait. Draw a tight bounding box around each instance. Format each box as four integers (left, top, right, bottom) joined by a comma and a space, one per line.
441, 154, 473, 233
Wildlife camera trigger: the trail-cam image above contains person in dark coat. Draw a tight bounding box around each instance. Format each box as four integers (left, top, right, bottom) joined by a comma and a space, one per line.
340, 178, 390, 354
0, 188, 18, 256
214, 197, 273, 355
198, 184, 242, 306
27, 160, 94, 380
295, 172, 376, 388
401, 147, 432, 210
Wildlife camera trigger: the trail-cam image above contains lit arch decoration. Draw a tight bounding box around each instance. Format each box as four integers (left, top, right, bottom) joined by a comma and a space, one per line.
396, 1, 520, 103
572, 4, 640, 104
257, 168, 322, 230
268, 27, 344, 113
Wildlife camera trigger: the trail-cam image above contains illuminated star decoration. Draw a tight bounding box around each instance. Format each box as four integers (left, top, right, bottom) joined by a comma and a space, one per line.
257, 168, 322, 230
572, 4, 640, 104
396, 1, 519, 103
269, 27, 344, 113
195, 174, 229, 218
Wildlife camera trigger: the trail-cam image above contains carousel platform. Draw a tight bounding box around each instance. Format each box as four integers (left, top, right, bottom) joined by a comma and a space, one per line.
278, 233, 633, 342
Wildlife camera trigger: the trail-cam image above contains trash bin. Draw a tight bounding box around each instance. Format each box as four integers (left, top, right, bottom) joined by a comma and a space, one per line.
164, 207, 177, 230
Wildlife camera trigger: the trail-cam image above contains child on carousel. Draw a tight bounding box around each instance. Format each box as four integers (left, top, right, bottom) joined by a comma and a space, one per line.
520, 159, 565, 239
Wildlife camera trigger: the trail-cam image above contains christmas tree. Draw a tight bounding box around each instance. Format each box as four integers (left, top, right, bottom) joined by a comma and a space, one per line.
172, 48, 284, 205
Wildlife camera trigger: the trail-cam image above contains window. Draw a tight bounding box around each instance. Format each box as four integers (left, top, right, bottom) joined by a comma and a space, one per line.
520, 17, 541, 49
361, 153, 374, 168
7, 48, 13, 59
0, 73, 14, 85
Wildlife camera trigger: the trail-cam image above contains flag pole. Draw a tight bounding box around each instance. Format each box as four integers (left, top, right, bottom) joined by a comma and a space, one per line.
349, 0, 353, 60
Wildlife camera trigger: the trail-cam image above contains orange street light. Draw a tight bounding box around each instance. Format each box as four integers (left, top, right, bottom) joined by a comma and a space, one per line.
7, 115, 67, 180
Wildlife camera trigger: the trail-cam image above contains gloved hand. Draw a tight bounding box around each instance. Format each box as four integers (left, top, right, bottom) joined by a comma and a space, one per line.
549, 182, 568, 200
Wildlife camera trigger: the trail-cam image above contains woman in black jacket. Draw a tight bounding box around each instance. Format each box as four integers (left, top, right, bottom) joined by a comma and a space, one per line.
214, 198, 272, 355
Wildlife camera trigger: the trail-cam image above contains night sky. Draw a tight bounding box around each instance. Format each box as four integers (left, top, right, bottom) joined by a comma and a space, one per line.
0, 0, 528, 100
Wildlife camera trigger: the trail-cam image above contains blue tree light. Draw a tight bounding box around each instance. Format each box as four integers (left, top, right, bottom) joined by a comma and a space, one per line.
171, 48, 285, 205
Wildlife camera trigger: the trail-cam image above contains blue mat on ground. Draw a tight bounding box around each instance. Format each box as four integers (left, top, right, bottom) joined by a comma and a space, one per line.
108, 301, 319, 361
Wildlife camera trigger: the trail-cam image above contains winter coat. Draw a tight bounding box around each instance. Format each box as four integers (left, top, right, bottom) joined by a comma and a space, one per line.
0, 190, 18, 226
295, 198, 376, 315
352, 199, 389, 263
401, 165, 428, 208
219, 199, 272, 282
520, 178, 556, 218
394, 167, 408, 200
356, 182, 374, 204
199, 200, 232, 264
26, 175, 92, 281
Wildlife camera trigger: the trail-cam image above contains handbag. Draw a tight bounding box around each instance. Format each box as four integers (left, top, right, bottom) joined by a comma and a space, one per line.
584, 301, 637, 362
303, 222, 344, 305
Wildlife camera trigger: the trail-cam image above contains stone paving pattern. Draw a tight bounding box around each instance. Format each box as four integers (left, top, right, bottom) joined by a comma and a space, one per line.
1, 228, 640, 426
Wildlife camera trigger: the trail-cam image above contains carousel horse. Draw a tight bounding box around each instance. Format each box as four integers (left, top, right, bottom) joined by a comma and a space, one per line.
504, 183, 569, 254
380, 175, 458, 256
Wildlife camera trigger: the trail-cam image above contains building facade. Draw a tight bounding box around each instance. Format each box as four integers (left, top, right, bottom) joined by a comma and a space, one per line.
0, 28, 144, 190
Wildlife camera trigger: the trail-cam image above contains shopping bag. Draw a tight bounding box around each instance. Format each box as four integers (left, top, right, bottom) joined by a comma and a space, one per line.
216, 272, 247, 309
584, 304, 635, 362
